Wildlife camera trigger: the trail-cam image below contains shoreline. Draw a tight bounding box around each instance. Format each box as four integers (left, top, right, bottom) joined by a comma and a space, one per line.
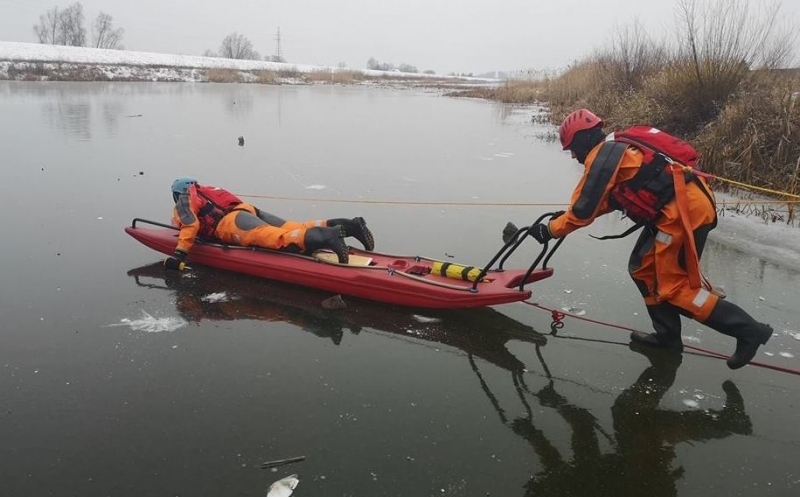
0, 40, 497, 90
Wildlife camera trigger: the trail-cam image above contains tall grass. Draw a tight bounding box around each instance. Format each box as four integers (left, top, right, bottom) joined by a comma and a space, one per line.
206, 68, 242, 83
502, 0, 799, 198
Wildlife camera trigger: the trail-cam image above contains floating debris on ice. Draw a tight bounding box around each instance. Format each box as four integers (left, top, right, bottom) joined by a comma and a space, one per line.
564, 289, 573, 294
787, 331, 800, 341
305, 184, 326, 190
321, 294, 347, 310
109, 311, 187, 333
779, 352, 795, 358
682, 399, 700, 408
267, 474, 299, 497
201, 292, 229, 303
561, 307, 586, 316
412, 315, 441, 323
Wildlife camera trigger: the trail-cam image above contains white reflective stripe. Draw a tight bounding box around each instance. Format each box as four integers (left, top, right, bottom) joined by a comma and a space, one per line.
692, 288, 711, 308
290, 229, 300, 239
655, 231, 672, 244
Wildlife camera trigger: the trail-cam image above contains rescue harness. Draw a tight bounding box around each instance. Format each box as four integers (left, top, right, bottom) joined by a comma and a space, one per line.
194, 185, 244, 239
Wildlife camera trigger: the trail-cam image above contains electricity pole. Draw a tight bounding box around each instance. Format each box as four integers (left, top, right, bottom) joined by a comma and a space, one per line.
274, 27, 283, 62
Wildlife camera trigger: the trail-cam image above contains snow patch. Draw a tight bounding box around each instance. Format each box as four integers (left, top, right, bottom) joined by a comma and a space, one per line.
201, 292, 230, 303
109, 311, 188, 333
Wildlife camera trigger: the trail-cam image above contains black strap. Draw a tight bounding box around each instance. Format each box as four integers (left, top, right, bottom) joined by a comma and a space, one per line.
626, 153, 668, 191
573, 142, 627, 220
590, 223, 645, 240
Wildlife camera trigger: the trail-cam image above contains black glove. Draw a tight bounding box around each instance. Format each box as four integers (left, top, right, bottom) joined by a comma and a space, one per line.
530, 222, 553, 244
164, 250, 188, 271
502, 221, 519, 244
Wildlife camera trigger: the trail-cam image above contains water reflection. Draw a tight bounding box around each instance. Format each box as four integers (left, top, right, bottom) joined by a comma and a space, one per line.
515, 346, 752, 496
36, 84, 131, 139
126, 263, 548, 359
127, 263, 753, 496
42, 99, 92, 140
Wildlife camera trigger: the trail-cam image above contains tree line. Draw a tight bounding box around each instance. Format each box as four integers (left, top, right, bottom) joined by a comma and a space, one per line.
31, 5, 438, 72
34, 2, 124, 49
366, 57, 435, 74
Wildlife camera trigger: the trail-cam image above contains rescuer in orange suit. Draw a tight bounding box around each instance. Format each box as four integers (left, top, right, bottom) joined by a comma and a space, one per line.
165, 177, 375, 267
529, 109, 772, 369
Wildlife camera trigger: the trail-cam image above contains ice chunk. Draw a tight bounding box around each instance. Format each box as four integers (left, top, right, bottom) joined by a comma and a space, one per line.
111, 311, 187, 333
561, 307, 586, 316
201, 292, 228, 303
682, 399, 700, 408
412, 315, 441, 323
267, 474, 299, 497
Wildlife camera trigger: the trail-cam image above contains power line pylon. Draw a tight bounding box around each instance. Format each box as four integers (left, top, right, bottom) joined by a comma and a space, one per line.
274, 27, 283, 61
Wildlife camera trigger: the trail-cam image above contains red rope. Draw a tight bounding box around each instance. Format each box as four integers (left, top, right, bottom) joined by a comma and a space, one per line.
523, 301, 800, 376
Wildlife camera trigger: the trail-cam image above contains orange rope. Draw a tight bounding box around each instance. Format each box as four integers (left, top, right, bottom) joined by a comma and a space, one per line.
523, 301, 800, 376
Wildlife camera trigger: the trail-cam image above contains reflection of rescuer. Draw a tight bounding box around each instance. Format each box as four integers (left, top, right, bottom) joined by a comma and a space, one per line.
516, 347, 753, 496
164, 177, 375, 267
530, 109, 772, 369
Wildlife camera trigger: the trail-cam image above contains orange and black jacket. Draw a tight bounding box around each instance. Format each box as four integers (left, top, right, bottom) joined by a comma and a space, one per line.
549, 141, 643, 238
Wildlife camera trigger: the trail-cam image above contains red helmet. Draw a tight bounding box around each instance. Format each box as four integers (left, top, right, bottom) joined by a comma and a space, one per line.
558, 109, 604, 150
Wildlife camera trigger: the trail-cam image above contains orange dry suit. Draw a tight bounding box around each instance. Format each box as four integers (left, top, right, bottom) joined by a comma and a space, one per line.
548, 140, 719, 321
172, 183, 325, 254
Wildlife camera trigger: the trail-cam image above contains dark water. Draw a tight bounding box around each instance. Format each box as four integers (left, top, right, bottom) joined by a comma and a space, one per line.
1, 82, 798, 497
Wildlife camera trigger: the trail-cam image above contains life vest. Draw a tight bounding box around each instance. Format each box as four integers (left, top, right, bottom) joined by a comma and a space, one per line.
192, 185, 243, 238
606, 127, 699, 224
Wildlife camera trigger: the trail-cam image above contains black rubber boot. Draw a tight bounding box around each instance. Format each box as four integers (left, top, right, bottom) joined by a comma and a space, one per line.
702, 300, 772, 370
629, 303, 684, 352
303, 226, 349, 264
327, 217, 375, 251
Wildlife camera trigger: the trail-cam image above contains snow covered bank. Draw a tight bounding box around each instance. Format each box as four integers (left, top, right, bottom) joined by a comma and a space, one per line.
0, 41, 493, 84
713, 192, 800, 270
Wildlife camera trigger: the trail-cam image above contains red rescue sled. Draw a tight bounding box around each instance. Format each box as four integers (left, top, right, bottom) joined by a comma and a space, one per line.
125, 217, 558, 309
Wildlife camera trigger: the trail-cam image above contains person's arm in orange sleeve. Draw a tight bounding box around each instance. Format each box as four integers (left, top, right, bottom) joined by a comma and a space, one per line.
548, 147, 643, 238
165, 194, 200, 270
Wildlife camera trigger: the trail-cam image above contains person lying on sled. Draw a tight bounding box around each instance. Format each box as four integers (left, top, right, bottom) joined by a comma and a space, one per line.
164, 177, 374, 268
528, 109, 772, 370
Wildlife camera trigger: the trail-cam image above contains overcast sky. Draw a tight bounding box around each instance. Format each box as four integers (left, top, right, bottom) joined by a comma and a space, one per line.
1, 0, 798, 74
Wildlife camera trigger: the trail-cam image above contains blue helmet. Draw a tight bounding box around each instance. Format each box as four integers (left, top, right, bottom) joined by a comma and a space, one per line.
171, 177, 197, 202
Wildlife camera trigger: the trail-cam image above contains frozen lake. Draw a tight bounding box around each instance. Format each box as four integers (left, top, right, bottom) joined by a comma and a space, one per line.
1, 81, 798, 496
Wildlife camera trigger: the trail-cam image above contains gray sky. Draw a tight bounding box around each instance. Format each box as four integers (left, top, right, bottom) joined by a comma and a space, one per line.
1, 0, 798, 74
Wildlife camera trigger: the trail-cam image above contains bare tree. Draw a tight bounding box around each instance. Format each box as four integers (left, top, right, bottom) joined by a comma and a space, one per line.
57, 2, 86, 46
92, 12, 124, 49
33, 6, 60, 44
33, 3, 86, 46
219, 33, 260, 60
599, 19, 667, 92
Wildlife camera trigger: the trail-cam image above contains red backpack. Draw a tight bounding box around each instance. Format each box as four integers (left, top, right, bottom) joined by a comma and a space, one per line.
608, 126, 699, 169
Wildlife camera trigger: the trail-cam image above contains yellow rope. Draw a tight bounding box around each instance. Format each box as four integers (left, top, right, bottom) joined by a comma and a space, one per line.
238, 171, 800, 207
238, 194, 567, 207
239, 193, 799, 207
677, 165, 800, 200
712, 176, 800, 200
